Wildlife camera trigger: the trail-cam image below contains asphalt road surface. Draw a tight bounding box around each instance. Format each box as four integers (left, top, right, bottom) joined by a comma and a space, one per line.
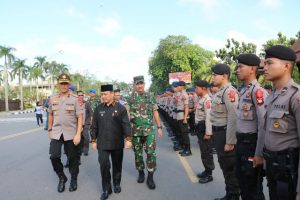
0, 112, 269, 200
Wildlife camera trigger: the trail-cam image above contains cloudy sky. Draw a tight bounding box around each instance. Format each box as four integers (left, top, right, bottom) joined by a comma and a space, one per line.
0, 0, 299, 83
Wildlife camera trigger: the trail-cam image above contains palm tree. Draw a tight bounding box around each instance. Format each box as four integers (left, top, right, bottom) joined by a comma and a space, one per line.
12, 59, 29, 110
71, 73, 85, 91
33, 56, 46, 100
0, 45, 15, 111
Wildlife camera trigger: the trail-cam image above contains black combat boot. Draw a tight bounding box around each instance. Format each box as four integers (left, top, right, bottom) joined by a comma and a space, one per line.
57, 172, 67, 193
146, 172, 156, 190
137, 170, 145, 183
69, 174, 77, 192
180, 148, 192, 157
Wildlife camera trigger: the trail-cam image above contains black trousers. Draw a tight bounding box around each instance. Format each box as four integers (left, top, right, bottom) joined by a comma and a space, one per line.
196, 122, 215, 173
236, 140, 264, 200
82, 125, 90, 154
188, 112, 195, 132
36, 114, 43, 125
178, 120, 190, 149
214, 128, 239, 196
98, 149, 124, 192
49, 135, 79, 176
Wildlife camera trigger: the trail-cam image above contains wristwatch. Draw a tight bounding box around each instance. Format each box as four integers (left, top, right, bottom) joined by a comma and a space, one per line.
48, 129, 52, 132
157, 126, 162, 129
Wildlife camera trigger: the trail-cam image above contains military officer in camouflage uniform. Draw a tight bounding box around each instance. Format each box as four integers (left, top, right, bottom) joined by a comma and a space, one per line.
210, 64, 240, 200
235, 54, 268, 200
194, 80, 215, 184
48, 73, 83, 193
262, 45, 300, 200
128, 75, 163, 190
88, 88, 100, 113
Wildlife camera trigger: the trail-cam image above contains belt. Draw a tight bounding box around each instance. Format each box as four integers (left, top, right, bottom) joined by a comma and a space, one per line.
212, 126, 226, 132
176, 110, 184, 113
263, 147, 299, 158
236, 133, 257, 143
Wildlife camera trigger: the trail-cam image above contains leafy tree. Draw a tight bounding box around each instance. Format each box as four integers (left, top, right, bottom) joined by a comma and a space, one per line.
149, 35, 215, 93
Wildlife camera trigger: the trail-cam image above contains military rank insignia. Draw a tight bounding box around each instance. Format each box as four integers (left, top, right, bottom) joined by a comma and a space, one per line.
256, 89, 264, 106
229, 90, 235, 102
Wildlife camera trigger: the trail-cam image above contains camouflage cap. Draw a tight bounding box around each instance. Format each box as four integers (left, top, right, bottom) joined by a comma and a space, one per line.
133, 75, 144, 84
57, 73, 71, 84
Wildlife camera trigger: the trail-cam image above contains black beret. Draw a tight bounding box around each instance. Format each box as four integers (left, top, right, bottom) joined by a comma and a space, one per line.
211, 63, 230, 75
265, 45, 296, 61
172, 81, 179, 87
237, 53, 261, 66
177, 81, 186, 86
195, 80, 209, 88
101, 84, 113, 92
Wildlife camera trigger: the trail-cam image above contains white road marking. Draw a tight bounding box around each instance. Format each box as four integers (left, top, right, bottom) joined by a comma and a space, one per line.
177, 152, 198, 183
0, 127, 42, 142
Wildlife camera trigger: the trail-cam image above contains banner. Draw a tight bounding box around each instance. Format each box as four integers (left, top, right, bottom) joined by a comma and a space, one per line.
169, 72, 191, 84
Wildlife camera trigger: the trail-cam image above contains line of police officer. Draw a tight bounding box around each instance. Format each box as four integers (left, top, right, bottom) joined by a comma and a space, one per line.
158, 45, 300, 200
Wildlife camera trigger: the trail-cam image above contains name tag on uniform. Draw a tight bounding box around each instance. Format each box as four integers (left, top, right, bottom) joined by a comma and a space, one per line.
100, 111, 105, 117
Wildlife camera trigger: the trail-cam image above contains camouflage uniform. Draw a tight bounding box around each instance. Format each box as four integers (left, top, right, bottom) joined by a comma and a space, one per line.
128, 91, 158, 172
88, 96, 100, 113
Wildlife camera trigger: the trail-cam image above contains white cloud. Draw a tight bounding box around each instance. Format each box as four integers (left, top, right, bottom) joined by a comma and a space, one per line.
54, 35, 151, 83
193, 30, 267, 54
260, 0, 282, 8
66, 6, 85, 19
193, 34, 224, 51
95, 17, 122, 37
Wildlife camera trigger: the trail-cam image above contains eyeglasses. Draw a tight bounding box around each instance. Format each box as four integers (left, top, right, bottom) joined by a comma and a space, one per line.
78, 95, 84, 96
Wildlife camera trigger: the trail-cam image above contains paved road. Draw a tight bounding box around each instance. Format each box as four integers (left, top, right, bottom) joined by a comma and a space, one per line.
0, 113, 269, 200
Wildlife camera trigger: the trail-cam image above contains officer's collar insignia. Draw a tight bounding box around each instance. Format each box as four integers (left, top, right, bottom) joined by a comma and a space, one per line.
281, 87, 288, 95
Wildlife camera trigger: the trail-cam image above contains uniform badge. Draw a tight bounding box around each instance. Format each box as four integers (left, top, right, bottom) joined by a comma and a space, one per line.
256, 89, 264, 106
229, 90, 235, 102
273, 120, 280, 128
242, 104, 248, 110
243, 111, 249, 117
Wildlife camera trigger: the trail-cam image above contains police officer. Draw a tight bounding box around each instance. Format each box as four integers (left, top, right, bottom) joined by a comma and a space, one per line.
128, 75, 163, 190
194, 80, 215, 184
176, 81, 191, 156
91, 84, 132, 200
235, 54, 268, 200
187, 87, 197, 135
48, 73, 83, 193
210, 64, 240, 200
172, 82, 184, 151
262, 45, 300, 200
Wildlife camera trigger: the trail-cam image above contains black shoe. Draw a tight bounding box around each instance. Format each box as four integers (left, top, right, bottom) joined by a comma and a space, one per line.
198, 174, 213, 183
171, 137, 177, 141
84, 153, 88, 156
173, 145, 183, 151
180, 150, 192, 157
146, 172, 156, 190
100, 190, 112, 200
44, 128, 47, 130
196, 171, 207, 179
57, 173, 67, 193
137, 170, 145, 183
64, 160, 69, 168
69, 175, 77, 192
113, 185, 121, 193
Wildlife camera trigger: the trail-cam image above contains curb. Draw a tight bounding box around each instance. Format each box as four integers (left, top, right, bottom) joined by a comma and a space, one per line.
11, 110, 35, 115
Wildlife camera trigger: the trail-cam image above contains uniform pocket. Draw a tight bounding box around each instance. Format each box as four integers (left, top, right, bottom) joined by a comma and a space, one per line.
239, 103, 254, 121
269, 110, 288, 134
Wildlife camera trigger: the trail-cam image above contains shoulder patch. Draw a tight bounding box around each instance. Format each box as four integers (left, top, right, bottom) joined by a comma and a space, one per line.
229, 89, 236, 102
256, 88, 264, 106
205, 100, 211, 109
